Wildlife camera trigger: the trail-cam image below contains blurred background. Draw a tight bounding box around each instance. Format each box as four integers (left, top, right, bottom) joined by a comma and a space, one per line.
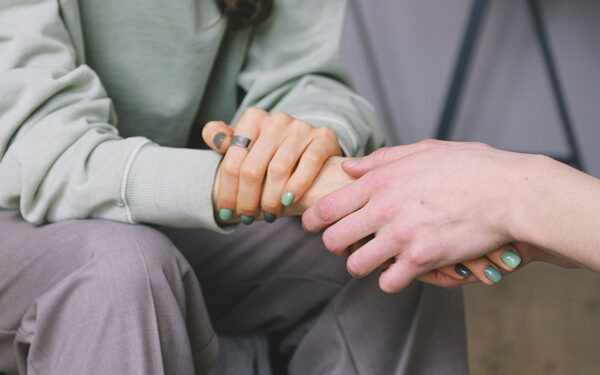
340, 0, 600, 374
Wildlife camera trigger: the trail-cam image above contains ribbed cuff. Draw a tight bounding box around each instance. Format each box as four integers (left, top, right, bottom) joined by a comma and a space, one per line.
124, 144, 232, 232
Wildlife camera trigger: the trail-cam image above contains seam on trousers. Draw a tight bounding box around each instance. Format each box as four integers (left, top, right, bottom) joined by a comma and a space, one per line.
331, 305, 360, 374
28, 363, 42, 375
193, 332, 219, 373
217, 273, 347, 290
194, 332, 218, 357
130, 231, 167, 372
276, 272, 347, 287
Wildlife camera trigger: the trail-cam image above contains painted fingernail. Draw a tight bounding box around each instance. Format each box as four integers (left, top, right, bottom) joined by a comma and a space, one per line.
219, 208, 233, 221
264, 212, 277, 223
281, 192, 295, 207
213, 133, 226, 149
501, 250, 521, 269
240, 215, 254, 225
455, 263, 471, 278
484, 266, 502, 284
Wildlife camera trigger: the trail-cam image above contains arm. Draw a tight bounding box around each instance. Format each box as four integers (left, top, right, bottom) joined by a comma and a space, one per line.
0, 0, 225, 231
510, 153, 600, 271
303, 140, 600, 293
201, 0, 385, 223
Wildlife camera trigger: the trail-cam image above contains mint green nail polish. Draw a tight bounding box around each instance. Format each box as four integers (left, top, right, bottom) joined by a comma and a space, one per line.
240, 215, 254, 225
484, 266, 502, 283
281, 192, 295, 207
501, 250, 522, 269
219, 208, 233, 221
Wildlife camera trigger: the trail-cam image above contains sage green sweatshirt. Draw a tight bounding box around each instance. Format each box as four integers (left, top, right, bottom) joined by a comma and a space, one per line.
0, 0, 384, 232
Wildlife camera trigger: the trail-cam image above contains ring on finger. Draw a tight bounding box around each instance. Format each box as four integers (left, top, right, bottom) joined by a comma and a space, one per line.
230, 135, 252, 149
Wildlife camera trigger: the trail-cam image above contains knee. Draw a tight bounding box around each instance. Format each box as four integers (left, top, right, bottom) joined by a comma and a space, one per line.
60, 220, 190, 300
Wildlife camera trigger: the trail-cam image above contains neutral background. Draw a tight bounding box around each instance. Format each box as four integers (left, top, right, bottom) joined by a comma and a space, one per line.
340, 1, 600, 374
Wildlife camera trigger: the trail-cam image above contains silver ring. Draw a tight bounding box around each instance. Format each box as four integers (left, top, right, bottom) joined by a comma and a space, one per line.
230, 135, 252, 149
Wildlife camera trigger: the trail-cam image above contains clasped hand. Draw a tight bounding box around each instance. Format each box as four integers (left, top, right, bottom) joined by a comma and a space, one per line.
203, 107, 342, 222
303, 140, 576, 293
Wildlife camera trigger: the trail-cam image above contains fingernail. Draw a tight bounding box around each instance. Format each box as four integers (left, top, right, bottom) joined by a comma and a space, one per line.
281, 192, 295, 207
219, 208, 233, 221
264, 212, 277, 223
213, 133, 226, 149
501, 250, 522, 269
484, 266, 502, 283
240, 215, 254, 225
455, 263, 471, 278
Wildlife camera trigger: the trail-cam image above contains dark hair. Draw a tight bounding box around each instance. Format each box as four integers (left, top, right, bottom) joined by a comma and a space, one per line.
214, 0, 274, 30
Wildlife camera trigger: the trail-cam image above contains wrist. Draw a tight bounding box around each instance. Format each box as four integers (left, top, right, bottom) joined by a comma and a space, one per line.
506, 153, 561, 245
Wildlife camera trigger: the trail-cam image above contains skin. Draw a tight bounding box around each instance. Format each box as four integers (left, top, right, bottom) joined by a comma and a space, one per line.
207, 122, 529, 288
211, 155, 356, 221
202, 108, 341, 221
302, 139, 600, 293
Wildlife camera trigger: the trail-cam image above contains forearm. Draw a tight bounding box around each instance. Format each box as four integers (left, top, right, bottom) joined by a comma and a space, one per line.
509, 155, 600, 271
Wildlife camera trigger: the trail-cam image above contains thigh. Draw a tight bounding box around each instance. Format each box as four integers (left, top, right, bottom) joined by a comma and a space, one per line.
162, 217, 351, 333
0, 210, 213, 373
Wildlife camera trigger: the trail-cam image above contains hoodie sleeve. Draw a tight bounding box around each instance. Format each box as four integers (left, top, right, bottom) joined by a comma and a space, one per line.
0, 0, 226, 231
233, 0, 385, 157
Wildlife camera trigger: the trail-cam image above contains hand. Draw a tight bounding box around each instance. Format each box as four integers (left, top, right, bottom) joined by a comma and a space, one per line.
302, 140, 567, 293
420, 242, 578, 289
203, 108, 341, 223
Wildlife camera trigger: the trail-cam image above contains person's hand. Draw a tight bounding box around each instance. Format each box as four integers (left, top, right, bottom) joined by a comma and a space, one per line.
302, 139, 579, 293
419, 242, 579, 288
203, 108, 341, 223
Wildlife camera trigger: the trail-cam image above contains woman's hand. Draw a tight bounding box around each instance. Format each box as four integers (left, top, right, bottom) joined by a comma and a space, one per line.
420, 242, 579, 289
203, 108, 341, 223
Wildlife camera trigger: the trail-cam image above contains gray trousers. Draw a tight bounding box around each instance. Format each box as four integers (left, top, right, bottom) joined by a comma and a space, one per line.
0, 210, 468, 374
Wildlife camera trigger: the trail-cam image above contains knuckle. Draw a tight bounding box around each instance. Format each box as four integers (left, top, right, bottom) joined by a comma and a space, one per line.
240, 107, 267, 124
416, 140, 434, 152
315, 126, 337, 141
295, 119, 313, 131
316, 197, 336, 222
300, 152, 322, 166
267, 161, 289, 179
271, 111, 293, 125
240, 164, 263, 183
405, 248, 430, 269
221, 162, 240, 179
245, 107, 266, 117
372, 147, 390, 165
382, 205, 401, 225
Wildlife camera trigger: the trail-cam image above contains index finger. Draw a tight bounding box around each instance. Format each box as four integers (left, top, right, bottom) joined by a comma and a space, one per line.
301, 177, 370, 233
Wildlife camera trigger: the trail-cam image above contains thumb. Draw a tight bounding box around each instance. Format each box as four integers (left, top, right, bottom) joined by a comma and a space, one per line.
342, 145, 416, 176
202, 121, 235, 153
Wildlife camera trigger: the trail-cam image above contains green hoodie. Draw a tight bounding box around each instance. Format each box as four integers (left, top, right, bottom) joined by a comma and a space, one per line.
0, 0, 384, 232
